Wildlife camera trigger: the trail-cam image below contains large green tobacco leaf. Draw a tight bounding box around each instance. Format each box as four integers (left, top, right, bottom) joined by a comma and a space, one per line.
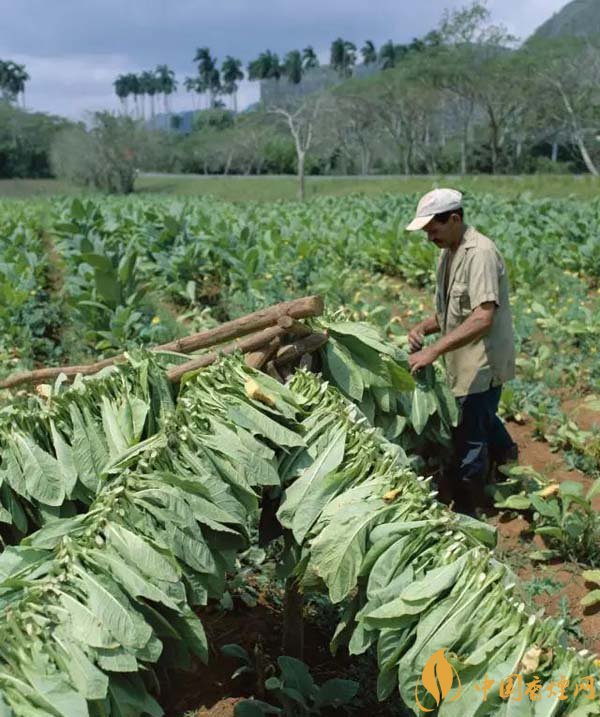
322, 341, 364, 401
75, 570, 153, 650
88, 549, 181, 611
227, 401, 305, 448
50, 422, 78, 498
325, 321, 400, 357
410, 383, 438, 435
106, 523, 181, 582
14, 434, 66, 507
60, 593, 120, 649
106, 674, 163, 717
307, 480, 403, 602
53, 635, 109, 700
278, 424, 347, 542
69, 404, 109, 493
18, 672, 89, 717
362, 552, 472, 628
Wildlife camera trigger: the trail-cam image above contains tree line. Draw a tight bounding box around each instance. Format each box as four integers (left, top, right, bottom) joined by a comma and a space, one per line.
113, 66, 178, 118
104, 1, 600, 187
112, 34, 442, 114
4, 2, 600, 187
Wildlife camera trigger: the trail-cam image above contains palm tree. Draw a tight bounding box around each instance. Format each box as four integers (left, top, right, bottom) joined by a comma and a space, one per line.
208, 67, 221, 107
283, 50, 303, 84
379, 41, 399, 70
146, 70, 162, 118
248, 51, 282, 82
138, 70, 154, 118
184, 75, 200, 109
128, 73, 141, 118
114, 74, 130, 114
302, 46, 319, 70
361, 40, 377, 66
12, 62, 29, 106
194, 48, 220, 107
0, 60, 29, 105
155, 64, 177, 114
330, 38, 356, 78
221, 56, 244, 112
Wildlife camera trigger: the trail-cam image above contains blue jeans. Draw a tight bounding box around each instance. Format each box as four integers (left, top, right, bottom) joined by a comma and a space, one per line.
453, 385, 518, 483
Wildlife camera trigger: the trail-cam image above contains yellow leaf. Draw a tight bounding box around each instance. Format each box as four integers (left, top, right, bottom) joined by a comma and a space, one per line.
519, 645, 542, 674
383, 488, 402, 503
244, 378, 276, 408
35, 384, 51, 399
538, 484, 560, 498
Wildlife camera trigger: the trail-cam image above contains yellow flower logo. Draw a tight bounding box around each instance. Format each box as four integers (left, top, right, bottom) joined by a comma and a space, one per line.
415, 649, 462, 712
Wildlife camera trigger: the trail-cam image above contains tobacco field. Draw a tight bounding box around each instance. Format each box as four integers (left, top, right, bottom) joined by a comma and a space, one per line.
0, 192, 599, 716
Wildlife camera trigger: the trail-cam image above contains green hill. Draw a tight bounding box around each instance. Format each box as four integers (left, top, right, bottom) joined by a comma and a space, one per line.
531, 0, 600, 39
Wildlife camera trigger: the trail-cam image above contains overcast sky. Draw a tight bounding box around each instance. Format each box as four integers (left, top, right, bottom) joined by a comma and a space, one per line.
1, 0, 567, 120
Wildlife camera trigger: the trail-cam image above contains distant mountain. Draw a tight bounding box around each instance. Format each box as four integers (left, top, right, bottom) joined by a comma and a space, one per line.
531, 0, 600, 40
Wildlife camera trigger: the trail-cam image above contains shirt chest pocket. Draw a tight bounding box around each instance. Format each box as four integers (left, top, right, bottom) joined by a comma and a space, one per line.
448, 281, 472, 320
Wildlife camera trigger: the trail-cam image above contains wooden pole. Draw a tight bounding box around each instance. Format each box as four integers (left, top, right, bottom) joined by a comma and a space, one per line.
0, 295, 324, 390
159, 295, 323, 354
245, 338, 281, 370
166, 318, 294, 383
274, 333, 328, 367
282, 577, 305, 659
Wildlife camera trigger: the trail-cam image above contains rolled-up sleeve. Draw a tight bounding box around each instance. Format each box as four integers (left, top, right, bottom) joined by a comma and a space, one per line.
468, 249, 501, 308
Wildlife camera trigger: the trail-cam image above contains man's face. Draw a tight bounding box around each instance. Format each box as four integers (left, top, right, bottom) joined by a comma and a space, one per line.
423, 214, 462, 250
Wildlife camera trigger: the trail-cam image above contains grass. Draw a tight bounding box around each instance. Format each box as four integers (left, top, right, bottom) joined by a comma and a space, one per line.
1, 173, 599, 202
0, 178, 80, 198
135, 174, 600, 202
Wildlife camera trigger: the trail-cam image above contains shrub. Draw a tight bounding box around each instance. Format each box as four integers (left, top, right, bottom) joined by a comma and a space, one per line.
51, 112, 142, 194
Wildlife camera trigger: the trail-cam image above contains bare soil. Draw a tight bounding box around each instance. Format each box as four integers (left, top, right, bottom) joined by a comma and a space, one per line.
563, 398, 600, 434
161, 596, 387, 717
490, 420, 600, 655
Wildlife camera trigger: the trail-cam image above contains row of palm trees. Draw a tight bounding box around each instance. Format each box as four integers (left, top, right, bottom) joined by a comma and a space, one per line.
184, 49, 244, 111
245, 35, 441, 84
182, 36, 437, 109
0, 59, 29, 105
331, 34, 442, 76
113, 33, 441, 117
113, 65, 178, 118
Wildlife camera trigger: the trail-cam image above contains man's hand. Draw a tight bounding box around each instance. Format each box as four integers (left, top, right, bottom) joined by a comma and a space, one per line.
408, 346, 439, 374
407, 327, 425, 354
407, 315, 440, 353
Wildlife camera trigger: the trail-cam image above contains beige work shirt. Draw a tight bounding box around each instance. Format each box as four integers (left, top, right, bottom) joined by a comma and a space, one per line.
435, 225, 515, 397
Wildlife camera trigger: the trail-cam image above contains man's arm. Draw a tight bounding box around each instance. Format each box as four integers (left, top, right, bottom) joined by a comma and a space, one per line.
408, 314, 441, 353
408, 303, 495, 373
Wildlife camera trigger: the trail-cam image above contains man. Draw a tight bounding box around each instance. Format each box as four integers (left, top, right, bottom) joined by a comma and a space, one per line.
405, 188, 517, 512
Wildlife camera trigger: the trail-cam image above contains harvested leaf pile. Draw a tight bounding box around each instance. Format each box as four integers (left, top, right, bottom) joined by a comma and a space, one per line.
0, 300, 597, 716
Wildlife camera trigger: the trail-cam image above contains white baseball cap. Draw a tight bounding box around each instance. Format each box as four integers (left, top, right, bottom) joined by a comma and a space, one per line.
405, 188, 463, 231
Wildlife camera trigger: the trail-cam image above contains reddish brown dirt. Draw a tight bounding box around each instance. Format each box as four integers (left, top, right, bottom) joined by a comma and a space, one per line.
563, 398, 600, 433
490, 419, 600, 655
505, 422, 600, 510
161, 598, 362, 717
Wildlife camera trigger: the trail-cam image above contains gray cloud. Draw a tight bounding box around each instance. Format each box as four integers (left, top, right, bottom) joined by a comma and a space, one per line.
1, 0, 567, 119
